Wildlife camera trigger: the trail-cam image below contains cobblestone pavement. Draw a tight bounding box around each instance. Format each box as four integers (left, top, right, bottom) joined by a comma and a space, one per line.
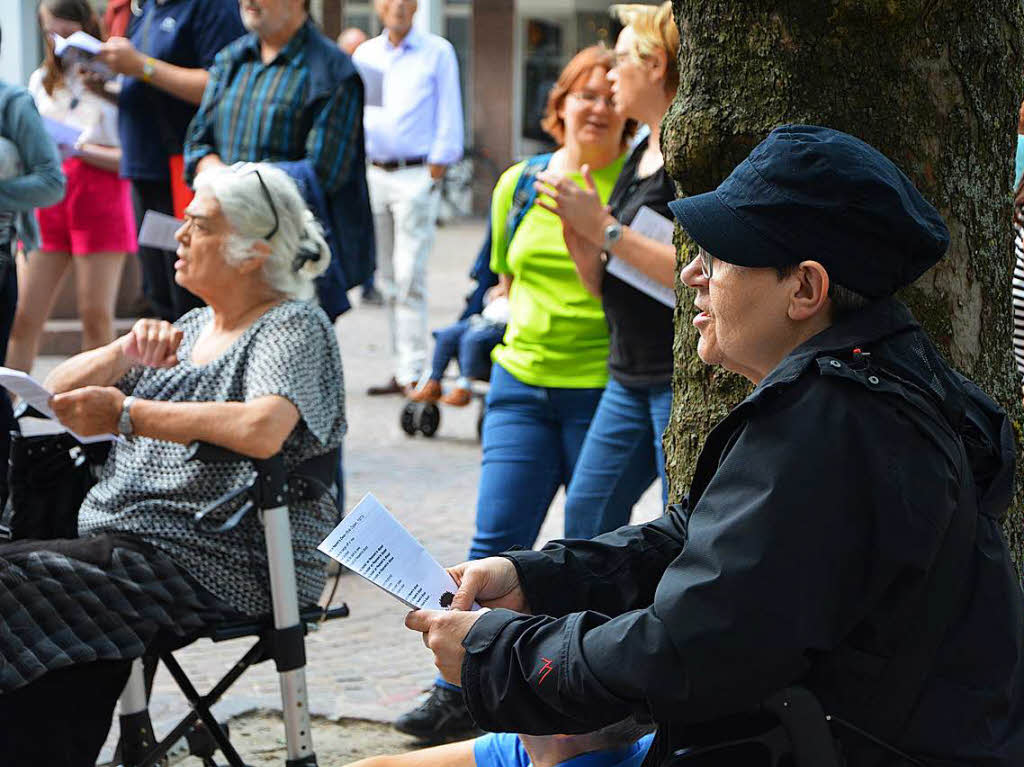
34, 218, 663, 761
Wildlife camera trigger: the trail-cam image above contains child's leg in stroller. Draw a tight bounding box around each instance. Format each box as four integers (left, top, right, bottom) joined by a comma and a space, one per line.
444, 323, 506, 407
412, 319, 471, 401
0, 659, 132, 767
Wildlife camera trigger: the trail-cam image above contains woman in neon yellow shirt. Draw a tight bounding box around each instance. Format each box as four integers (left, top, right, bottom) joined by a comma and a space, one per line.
470, 46, 630, 559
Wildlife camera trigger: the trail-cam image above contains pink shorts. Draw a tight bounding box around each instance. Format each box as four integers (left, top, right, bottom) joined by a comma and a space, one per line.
36, 157, 137, 255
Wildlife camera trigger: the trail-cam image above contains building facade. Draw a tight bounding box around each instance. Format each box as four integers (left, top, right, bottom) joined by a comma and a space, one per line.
2, 0, 659, 208
330, 0, 658, 203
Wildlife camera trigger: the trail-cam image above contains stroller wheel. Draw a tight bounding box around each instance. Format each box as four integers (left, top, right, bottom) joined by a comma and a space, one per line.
400, 402, 418, 436
418, 402, 441, 437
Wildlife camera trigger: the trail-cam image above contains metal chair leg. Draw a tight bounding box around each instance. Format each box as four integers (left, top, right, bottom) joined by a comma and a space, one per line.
263, 503, 317, 766
117, 659, 158, 767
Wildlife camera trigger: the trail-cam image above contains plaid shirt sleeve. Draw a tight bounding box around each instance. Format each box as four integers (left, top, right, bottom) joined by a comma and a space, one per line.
305, 74, 362, 196
183, 57, 226, 185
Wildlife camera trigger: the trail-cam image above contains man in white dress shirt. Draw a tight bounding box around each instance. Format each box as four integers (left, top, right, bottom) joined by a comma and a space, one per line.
355, 0, 464, 395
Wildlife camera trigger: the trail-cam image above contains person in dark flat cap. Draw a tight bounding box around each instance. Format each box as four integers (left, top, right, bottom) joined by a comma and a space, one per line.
404, 125, 1024, 767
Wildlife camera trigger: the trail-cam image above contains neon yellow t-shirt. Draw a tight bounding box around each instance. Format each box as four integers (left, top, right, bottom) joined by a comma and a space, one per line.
489, 153, 626, 388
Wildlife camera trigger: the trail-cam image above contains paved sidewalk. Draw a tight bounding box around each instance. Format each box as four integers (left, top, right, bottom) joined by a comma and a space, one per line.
58, 218, 663, 756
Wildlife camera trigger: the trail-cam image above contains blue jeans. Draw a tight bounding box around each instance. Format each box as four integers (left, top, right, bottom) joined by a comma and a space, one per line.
562, 378, 672, 540
430, 319, 505, 382
467, 363, 604, 560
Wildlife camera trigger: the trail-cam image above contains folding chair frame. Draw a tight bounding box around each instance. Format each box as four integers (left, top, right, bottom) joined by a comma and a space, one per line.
114, 444, 348, 767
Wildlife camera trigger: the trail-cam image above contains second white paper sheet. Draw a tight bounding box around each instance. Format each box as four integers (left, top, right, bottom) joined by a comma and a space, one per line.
318, 493, 474, 611
606, 205, 676, 308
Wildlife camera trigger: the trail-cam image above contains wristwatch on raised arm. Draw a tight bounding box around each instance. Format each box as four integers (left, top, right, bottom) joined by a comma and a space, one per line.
603, 221, 623, 254
118, 395, 136, 437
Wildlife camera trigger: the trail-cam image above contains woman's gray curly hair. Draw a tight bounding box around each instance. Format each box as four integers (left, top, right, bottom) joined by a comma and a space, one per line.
192, 162, 330, 301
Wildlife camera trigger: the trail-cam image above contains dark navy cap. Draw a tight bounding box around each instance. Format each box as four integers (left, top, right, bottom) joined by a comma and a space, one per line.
667, 124, 950, 298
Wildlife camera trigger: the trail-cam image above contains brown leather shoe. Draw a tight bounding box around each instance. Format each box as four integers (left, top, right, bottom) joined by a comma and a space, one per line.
367, 377, 405, 396
441, 386, 472, 407
409, 379, 442, 402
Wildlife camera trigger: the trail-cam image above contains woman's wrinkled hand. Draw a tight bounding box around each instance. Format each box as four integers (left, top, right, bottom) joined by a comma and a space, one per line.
534, 165, 610, 246
447, 557, 530, 613
51, 386, 124, 436
120, 319, 183, 368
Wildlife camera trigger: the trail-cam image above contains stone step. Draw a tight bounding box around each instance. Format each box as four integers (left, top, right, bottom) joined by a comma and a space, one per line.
38, 318, 139, 357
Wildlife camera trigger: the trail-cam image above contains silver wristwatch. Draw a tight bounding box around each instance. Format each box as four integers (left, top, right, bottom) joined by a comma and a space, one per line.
118, 395, 136, 437
602, 221, 623, 252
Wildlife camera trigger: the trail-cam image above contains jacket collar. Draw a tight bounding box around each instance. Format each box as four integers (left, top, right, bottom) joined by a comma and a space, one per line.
752, 297, 919, 398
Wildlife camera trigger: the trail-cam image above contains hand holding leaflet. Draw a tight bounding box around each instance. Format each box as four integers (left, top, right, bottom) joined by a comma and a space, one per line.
318, 493, 479, 611
51, 32, 113, 79
0, 367, 115, 443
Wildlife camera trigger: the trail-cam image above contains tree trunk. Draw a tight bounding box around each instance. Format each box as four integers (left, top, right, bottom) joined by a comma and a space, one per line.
661, 0, 1024, 568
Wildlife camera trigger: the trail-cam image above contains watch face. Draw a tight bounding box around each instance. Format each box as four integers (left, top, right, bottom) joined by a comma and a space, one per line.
120, 398, 134, 435
604, 224, 622, 249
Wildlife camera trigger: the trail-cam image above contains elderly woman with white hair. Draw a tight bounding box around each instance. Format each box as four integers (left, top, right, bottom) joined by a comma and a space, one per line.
0, 163, 345, 767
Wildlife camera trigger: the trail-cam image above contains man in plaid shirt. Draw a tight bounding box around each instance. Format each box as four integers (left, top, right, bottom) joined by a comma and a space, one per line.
184, 0, 373, 319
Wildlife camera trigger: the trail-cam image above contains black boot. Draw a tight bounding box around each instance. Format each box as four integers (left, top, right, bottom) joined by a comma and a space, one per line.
394, 684, 479, 741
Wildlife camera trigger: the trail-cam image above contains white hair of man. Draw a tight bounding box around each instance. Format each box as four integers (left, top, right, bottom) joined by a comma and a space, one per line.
192, 163, 330, 301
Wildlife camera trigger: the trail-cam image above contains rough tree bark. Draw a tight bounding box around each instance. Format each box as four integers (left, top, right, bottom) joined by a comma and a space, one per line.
661, 0, 1024, 567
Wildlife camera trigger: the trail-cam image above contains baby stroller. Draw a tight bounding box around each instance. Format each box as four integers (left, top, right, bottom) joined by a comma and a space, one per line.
400, 222, 502, 441
400, 156, 550, 440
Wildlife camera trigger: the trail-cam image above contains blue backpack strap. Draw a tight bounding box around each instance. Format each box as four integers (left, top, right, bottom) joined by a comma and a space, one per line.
504, 152, 552, 250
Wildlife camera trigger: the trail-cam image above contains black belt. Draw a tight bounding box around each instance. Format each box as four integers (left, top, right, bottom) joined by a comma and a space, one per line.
371, 156, 428, 171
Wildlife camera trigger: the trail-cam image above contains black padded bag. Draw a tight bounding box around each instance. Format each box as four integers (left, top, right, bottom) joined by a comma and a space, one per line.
5, 431, 109, 540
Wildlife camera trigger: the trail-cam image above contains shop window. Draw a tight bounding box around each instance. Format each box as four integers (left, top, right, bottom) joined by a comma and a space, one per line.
521, 19, 562, 146
444, 12, 471, 144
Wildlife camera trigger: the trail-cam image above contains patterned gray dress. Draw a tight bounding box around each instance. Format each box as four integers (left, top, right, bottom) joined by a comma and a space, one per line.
0, 300, 344, 693
79, 299, 347, 614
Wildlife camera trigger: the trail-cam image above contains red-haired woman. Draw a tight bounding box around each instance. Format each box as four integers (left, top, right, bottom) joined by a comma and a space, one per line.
469, 44, 633, 560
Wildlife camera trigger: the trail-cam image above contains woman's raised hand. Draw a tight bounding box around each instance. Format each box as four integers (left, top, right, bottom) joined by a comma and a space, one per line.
120, 319, 183, 368
447, 557, 531, 613
534, 164, 609, 246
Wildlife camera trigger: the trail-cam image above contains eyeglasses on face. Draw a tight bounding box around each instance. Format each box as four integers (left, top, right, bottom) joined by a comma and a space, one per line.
698, 247, 714, 280
568, 90, 616, 109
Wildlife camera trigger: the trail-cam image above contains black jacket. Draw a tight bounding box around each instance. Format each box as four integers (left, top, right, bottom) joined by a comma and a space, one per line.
460, 299, 1024, 766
